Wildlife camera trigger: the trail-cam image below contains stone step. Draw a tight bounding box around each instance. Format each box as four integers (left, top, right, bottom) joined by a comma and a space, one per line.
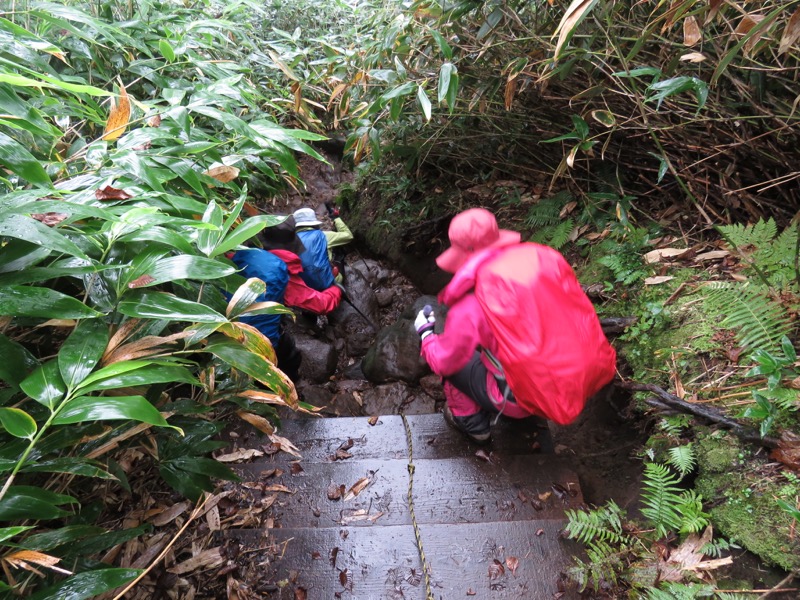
228, 520, 581, 599
233, 454, 582, 528
254, 413, 552, 463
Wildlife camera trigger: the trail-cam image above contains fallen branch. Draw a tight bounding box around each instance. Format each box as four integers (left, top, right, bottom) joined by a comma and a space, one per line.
617, 381, 779, 449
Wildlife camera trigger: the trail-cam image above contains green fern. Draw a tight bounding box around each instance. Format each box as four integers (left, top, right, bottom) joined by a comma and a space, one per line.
763, 387, 800, 412
700, 537, 739, 558
567, 539, 624, 592
565, 500, 629, 546
718, 219, 799, 289
658, 415, 692, 437
667, 444, 697, 477
641, 463, 684, 538
645, 582, 716, 599
704, 283, 794, 354
676, 490, 710, 534
530, 218, 574, 249
525, 193, 571, 228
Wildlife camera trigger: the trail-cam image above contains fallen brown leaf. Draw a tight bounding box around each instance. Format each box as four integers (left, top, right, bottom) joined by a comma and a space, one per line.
30, 212, 68, 226
327, 483, 344, 501
215, 448, 264, 463
779, 7, 800, 55
95, 185, 133, 200
505, 556, 519, 576
236, 410, 274, 435
343, 477, 371, 501
644, 275, 675, 285
488, 559, 505, 580
204, 165, 240, 183
368, 416, 379, 426
643, 247, 690, 264
148, 501, 191, 526
683, 15, 702, 46
168, 547, 224, 575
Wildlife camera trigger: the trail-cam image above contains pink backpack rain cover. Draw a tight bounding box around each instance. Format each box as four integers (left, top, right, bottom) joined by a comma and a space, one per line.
474, 243, 616, 425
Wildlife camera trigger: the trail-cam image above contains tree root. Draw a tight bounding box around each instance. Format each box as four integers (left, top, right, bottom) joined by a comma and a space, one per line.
616, 381, 779, 449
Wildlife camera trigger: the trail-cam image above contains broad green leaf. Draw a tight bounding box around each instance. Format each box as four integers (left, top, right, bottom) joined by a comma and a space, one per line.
0, 132, 51, 186
0, 334, 38, 388
159, 39, 175, 62
0, 215, 88, 259
429, 28, 452, 59
77, 364, 199, 394
477, 6, 504, 40
0, 486, 76, 520
127, 255, 236, 288
611, 66, 662, 79
196, 201, 224, 256
63, 525, 150, 557
20, 360, 66, 410
438, 62, 456, 103
0, 239, 51, 275
382, 81, 416, 102
446, 72, 459, 112
646, 76, 708, 111
0, 73, 113, 96
117, 291, 227, 323
53, 395, 180, 430
21, 457, 116, 479
226, 278, 266, 319
205, 341, 295, 407
118, 226, 196, 255
214, 214, 284, 257
0, 407, 37, 439
0, 526, 34, 544
19, 525, 105, 551
29, 568, 141, 600
59, 318, 109, 390
0, 285, 102, 319
417, 85, 432, 122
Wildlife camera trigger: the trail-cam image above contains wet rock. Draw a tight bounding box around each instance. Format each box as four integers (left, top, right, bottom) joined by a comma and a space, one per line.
329, 379, 370, 417
341, 360, 366, 380
375, 288, 394, 308
361, 320, 429, 384
419, 374, 445, 401
295, 334, 338, 384
297, 385, 333, 411
333, 267, 379, 325
361, 382, 409, 415
401, 295, 440, 320
347, 258, 390, 285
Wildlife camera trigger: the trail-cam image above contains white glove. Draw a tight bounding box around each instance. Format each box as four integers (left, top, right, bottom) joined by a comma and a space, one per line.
414, 306, 435, 340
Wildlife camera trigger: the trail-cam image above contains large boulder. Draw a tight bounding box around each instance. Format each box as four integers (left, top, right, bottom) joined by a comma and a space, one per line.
347, 257, 391, 286
330, 267, 379, 356
361, 382, 437, 415
361, 295, 440, 384
294, 334, 338, 383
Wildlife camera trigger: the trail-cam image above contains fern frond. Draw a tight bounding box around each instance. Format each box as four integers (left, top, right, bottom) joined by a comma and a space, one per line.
564, 500, 629, 546
568, 539, 624, 592
764, 387, 800, 412
530, 218, 575, 249
704, 283, 794, 354
700, 536, 739, 558
645, 582, 716, 599
641, 463, 684, 538
666, 444, 696, 477
719, 218, 778, 250
677, 490, 709, 534
525, 193, 572, 228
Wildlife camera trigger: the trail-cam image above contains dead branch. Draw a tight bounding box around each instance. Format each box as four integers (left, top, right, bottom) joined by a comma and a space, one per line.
617, 381, 779, 449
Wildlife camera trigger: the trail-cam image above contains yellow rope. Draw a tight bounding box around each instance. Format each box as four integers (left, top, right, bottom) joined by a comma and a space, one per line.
400, 411, 435, 600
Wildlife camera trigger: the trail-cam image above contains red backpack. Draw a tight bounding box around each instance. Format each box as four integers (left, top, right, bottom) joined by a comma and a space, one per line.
474, 243, 616, 425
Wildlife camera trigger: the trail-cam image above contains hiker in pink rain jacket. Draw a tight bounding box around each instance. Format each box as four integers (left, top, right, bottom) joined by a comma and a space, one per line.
415, 207, 617, 443
416, 209, 532, 443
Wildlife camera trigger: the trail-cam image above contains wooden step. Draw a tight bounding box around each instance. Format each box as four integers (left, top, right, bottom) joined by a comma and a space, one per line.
234, 454, 581, 528
229, 520, 581, 599
247, 413, 552, 463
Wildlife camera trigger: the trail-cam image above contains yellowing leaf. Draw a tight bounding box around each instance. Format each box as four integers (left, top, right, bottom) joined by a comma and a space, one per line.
4, 550, 72, 575
203, 165, 240, 183
236, 410, 275, 435
102, 82, 131, 141
779, 8, 800, 55
683, 16, 702, 46
552, 0, 599, 60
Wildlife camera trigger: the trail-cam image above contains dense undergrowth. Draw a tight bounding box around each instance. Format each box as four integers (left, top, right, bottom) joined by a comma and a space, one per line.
1, 0, 799, 598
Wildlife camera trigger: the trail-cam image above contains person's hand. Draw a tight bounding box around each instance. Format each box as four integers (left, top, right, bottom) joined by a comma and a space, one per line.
414, 305, 435, 340
325, 202, 340, 219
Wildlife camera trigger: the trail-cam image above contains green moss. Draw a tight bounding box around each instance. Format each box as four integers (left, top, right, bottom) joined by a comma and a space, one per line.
694, 432, 800, 571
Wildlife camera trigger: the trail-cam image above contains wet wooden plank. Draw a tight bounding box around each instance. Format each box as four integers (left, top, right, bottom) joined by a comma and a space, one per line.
234, 456, 582, 528
237, 414, 550, 464
228, 520, 581, 599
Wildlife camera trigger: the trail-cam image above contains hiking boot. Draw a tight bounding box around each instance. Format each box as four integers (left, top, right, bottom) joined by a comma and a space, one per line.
442, 405, 491, 444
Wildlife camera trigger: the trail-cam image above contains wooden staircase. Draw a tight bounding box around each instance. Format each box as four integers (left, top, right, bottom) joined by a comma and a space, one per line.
226, 414, 584, 599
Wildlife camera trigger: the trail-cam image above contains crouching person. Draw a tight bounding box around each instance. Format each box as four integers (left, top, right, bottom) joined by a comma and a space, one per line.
227, 244, 301, 382
416, 208, 616, 444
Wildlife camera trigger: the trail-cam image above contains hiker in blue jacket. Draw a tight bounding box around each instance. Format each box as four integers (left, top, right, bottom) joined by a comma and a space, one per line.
227, 245, 301, 382
293, 206, 353, 290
